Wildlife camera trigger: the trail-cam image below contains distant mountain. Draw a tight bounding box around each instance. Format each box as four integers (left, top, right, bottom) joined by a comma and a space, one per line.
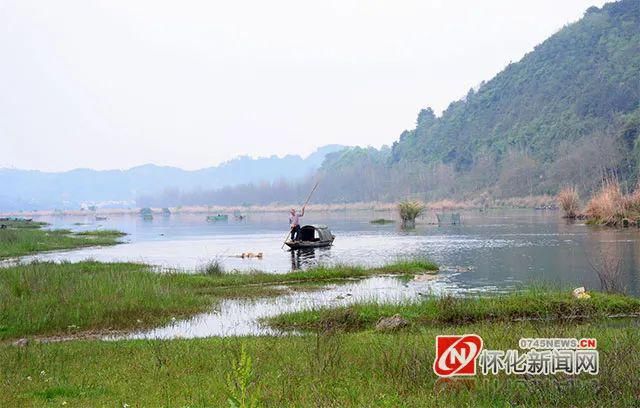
0, 145, 345, 211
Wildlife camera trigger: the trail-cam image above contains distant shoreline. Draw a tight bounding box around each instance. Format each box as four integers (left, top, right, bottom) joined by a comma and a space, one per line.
0, 195, 557, 217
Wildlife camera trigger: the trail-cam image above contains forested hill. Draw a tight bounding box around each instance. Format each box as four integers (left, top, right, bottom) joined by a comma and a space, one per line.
315, 0, 640, 202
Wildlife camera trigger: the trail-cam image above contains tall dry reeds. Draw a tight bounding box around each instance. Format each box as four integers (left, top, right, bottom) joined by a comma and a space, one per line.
557, 186, 580, 218
583, 180, 634, 226
622, 186, 640, 217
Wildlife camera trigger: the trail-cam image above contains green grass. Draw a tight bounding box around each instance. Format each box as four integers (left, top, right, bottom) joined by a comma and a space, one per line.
370, 218, 395, 224
72, 230, 127, 239
0, 220, 48, 229
266, 288, 640, 332
375, 258, 438, 274
1, 258, 638, 406
0, 259, 437, 340
180, 260, 437, 290
0, 320, 638, 407
0, 262, 211, 340
0, 222, 126, 259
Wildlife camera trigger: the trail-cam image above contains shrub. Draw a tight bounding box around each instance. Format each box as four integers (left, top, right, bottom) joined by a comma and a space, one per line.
557, 186, 580, 218
398, 200, 425, 227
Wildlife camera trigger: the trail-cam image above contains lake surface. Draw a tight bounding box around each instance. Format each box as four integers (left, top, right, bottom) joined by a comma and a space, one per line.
23, 209, 640, 295
15, 209, 640, 338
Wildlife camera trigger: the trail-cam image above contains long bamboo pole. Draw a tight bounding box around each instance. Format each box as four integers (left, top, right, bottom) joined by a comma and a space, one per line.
281, 181, 319, 249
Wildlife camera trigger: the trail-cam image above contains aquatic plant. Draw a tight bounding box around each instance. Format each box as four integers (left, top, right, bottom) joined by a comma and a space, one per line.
583, 180, 639, 226
557, 186, 580, 218
369, 218, 395, 224
397, 200, 425, 228
198, 258, 225, 275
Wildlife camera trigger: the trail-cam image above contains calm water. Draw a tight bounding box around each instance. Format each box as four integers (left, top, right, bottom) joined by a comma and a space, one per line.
15, 209, 640, 338
22, 209, 640, 295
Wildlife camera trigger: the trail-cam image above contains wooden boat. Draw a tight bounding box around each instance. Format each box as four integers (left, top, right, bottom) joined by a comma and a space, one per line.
207, 214, 228, 222
285, 224, 335, 249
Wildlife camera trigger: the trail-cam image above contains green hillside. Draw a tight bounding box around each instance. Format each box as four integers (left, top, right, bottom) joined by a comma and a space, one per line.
318, 0, 639, 202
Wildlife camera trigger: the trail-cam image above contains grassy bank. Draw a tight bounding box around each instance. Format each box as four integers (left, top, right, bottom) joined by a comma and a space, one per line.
1, 320, 638, 406
266, 289, 640, 332
0, 259, 437, 340
0, 220, 126, 259
4, 253, 639, 406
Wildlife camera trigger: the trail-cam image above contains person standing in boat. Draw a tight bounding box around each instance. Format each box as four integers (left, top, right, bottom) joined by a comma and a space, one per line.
289, 206, 305, 241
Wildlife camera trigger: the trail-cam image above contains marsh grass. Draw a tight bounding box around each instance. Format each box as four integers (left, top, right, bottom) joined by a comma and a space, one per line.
0, 223, 125, 259
266, 288, 640, 332
369, 218, 395, 224
0, 259, 437, 340
0, 320, 638, 407
0, 220, 48, 229
398, 200, 425, 227
0, 262, 212, 339
557, 186, 580, 218
73, 230, 127, 238
197, 258, 225, 275
375, 258, 438, 274
584, 180, 640, 226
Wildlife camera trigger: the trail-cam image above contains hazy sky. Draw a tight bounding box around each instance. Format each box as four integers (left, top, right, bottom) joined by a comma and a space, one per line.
1, 0, 606, 171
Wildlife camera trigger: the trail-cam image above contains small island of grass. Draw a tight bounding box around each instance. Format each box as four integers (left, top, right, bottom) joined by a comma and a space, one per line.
265, 288, 640, 332
370, 218, 395, 224
0, 220, 126, 259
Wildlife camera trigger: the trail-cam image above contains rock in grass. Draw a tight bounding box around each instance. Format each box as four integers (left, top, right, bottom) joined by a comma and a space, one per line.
12, 338, 29, 347
375, 314, 408, 332
572, 287, 591, 300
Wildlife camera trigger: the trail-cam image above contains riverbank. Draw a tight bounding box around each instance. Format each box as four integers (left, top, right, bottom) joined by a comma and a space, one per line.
0, 195, 558, 218
0, 220, 125, 259
0, 259, 437, 341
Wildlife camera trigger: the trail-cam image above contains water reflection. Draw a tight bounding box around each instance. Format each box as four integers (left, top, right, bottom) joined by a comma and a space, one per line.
116, 274, 503, 339
290, 247, 332, 270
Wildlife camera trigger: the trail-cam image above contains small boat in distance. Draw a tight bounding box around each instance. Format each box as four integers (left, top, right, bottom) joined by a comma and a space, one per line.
285, 224, 335, 250
140, 207, 154, 220
207, 214, 228, 222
